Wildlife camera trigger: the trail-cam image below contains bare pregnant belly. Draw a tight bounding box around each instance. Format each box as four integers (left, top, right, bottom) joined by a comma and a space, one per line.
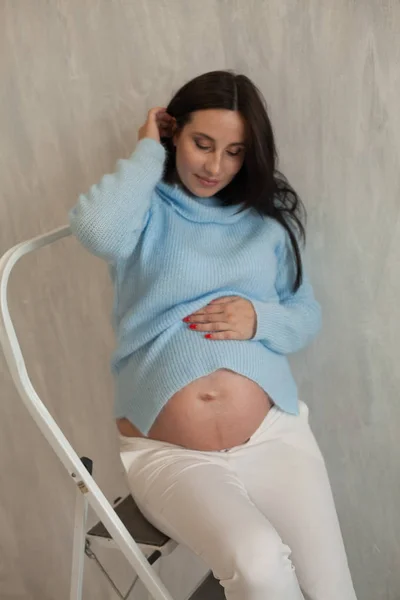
116, 369, 273, 451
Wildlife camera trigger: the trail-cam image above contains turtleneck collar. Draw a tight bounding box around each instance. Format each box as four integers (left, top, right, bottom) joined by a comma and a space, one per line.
156, 181, 252, 224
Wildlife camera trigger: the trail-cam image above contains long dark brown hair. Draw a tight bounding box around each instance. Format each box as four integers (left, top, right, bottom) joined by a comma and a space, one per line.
161, 70, 306, 291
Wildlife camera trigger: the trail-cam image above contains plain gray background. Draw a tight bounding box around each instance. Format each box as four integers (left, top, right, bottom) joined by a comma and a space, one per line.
0, 1, 399, 599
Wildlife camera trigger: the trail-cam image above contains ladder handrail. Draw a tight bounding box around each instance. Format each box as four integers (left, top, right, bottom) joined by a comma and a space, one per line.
0, 226, 174, 600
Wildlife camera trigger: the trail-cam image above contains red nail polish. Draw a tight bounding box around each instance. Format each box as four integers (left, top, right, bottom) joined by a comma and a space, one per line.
189, 324, 197, 330
183, 317, 190, 323
205, 334, 212, 339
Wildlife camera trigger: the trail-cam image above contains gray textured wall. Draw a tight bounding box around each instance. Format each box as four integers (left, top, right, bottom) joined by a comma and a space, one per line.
0, 1, 399, 599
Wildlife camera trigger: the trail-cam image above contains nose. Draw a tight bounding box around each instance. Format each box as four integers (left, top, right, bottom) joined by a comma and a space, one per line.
204, 151, 222, 177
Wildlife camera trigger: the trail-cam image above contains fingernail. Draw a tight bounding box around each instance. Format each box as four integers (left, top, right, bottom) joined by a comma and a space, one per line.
183, 317, 190, 323
189, 324, 197, 330
205, 334, 212, 339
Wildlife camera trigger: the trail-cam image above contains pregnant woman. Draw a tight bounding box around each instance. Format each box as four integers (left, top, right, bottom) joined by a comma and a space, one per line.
70, 70, 357, 600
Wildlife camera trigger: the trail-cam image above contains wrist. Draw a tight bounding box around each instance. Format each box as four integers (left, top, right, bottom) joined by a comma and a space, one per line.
133, 138, 166, 163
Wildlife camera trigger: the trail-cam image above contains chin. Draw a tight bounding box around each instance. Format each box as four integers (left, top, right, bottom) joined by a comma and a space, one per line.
194, 187, 218, 197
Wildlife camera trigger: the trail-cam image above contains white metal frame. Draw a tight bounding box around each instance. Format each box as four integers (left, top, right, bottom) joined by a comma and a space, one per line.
0, 226, 175, 600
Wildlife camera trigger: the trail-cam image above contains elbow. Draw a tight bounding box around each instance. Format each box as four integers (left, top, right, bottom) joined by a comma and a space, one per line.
69, 202, 112, 260
300, 300, 322, 349
69, 202, 94, 248
69, 203, 84, 243
69, 202, 82, 230
308, 299, 322, 340
280, 303, 322, 355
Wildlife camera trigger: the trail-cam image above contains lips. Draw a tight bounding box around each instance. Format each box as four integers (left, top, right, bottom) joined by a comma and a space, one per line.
195, 175, 219, 186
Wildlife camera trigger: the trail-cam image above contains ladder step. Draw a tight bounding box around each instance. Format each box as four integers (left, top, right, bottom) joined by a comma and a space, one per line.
87, 494, 170, 548
188, 573, 224, 600
87, 495, 224, 598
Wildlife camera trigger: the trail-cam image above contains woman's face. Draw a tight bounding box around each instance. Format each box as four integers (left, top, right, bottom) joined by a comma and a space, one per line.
173, 109, 246, 197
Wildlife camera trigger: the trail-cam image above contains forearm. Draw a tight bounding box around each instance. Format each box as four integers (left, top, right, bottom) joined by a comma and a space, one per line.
69, 138, 165, 261
252, 295, 322, 354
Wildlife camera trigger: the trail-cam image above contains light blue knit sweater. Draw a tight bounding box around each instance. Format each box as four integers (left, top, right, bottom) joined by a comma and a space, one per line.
69, 138, 321, 434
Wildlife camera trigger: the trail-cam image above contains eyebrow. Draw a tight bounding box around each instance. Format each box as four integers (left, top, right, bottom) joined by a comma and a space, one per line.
192, 132, 246, 147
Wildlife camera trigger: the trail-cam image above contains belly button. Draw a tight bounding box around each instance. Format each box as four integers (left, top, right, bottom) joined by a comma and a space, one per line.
199, 392, 218, 402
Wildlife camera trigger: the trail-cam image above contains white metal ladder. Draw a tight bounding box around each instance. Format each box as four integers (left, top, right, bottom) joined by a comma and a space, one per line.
0, 226, 223, 600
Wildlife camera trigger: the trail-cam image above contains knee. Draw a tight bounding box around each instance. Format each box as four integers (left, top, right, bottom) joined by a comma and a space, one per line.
224, 530, 296, 597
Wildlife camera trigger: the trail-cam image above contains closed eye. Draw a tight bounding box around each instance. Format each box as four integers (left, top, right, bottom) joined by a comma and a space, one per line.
194, 139, 211, 151
194, 137, 244, 157
227, 149, 243, 157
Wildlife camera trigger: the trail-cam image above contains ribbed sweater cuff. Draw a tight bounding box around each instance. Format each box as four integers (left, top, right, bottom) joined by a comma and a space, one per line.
131, 138, 166, 173
252, 299, 288, 342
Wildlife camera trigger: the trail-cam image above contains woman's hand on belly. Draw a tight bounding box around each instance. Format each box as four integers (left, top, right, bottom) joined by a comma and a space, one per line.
183, 296, 257, 341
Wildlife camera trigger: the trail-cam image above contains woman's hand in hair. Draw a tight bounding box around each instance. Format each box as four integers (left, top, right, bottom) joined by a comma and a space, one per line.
138, 107, 176, 143
183, 296, 257, 341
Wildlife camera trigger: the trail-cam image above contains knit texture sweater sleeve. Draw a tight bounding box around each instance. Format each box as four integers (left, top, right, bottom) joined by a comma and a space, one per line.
252, 232, 321, 354
69, 138, 166, 261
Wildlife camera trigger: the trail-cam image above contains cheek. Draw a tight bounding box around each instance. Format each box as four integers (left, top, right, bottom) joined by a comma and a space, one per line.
176, 144, 200, 176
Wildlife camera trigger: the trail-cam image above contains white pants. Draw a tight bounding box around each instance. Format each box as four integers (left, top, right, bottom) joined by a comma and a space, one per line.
119, 402, 357, 600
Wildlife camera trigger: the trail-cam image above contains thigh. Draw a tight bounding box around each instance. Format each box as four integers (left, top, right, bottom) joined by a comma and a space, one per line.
122, 440, 294, 585
232, 403, 357, 600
